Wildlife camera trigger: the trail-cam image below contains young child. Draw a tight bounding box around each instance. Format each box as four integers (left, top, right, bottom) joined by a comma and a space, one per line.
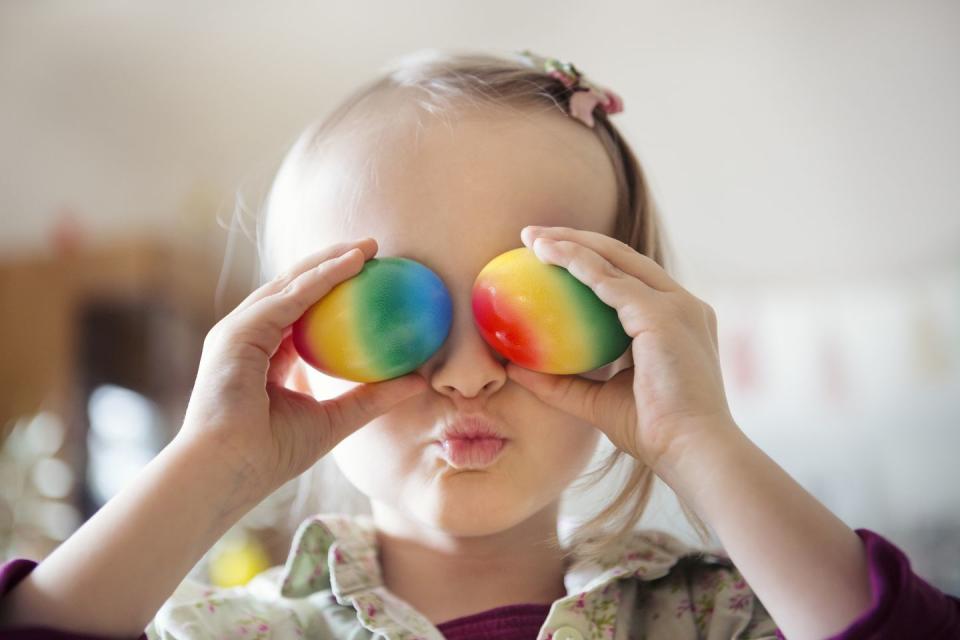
1, 49, 957, 640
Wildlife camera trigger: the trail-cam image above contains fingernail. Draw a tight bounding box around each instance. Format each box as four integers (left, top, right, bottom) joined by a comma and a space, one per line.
520, 226, 543, 238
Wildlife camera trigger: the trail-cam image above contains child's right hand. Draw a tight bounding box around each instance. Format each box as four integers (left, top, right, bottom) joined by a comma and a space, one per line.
176, 237, 429, 499
0, 242, 425, 632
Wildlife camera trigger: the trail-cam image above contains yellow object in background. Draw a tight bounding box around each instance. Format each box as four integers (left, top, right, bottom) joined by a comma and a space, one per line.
208, 533, 271, 587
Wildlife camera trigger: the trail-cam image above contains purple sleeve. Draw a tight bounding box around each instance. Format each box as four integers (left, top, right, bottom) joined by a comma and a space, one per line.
0, 557, 148, 639
775, 528, 960, 639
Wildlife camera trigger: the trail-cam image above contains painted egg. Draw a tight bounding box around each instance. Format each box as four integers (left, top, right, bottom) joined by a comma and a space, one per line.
472, 247, 631, 375
293, 257, 453, 382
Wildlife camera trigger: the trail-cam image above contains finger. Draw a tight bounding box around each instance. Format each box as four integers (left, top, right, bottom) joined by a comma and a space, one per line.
579, 347, 633, 381
231, 238, 378, 317
506, 363, 600, 423
522, 225, 683, 293
233, 247, 367, 359
530, 238, 659, 338
703, 303, 720, 357
321, 373, 429, 443
266, 332, 300, 387
506, 362, 634, 441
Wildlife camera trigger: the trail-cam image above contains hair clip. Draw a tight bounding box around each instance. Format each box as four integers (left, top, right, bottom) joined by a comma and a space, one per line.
515, 49, 624, 128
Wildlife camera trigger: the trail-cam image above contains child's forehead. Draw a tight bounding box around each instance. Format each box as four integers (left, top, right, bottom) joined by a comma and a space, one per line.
340, 112, 616, 240
291, 107, 618, 280
341, 206, 605, 288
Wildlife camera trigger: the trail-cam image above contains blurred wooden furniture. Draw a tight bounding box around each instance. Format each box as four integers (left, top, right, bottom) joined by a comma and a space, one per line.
0, 240, 240, 435
0, 238, 304, 566
0, 238, 248, 472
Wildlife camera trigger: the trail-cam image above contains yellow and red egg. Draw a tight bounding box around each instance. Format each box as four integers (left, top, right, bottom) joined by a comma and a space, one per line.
472, 247, 631, 374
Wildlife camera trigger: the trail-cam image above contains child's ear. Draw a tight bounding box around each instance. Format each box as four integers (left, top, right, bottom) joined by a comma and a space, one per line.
287, 360, 313, 394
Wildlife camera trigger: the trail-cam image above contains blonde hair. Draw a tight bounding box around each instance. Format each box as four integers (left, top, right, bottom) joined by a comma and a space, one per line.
254, 48, 711, 565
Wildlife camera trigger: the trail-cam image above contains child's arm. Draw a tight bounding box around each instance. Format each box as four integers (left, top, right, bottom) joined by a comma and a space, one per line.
658, 419, 960, 639
0, 436, 268, 636
0, 237, 427, 636
655, 418, 874, 639
509, 225, 959, 638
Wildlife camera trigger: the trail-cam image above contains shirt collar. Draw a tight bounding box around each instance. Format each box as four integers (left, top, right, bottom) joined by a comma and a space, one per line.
279, 512, 711, 601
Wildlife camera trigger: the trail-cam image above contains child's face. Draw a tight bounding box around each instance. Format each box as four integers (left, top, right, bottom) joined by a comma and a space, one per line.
299, 106, 622, 537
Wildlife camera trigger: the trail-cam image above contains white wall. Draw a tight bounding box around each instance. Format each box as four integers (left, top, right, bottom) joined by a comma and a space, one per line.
2, 1, 957, 285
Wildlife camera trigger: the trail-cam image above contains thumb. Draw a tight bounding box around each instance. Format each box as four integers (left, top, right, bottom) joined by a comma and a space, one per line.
506, 362, 602, 427
324, 372, 429, 442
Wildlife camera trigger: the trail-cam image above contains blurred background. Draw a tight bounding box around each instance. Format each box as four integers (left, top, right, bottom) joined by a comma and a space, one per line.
1, 1, 958, 596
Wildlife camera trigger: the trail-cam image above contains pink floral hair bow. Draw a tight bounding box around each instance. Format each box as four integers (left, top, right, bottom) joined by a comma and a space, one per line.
515, 49, 624, 128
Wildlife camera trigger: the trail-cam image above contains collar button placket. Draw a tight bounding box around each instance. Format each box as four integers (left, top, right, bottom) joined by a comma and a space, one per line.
550, 626, 585, 640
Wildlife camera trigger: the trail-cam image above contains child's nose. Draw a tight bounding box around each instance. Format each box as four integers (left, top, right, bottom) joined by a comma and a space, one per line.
421, 309, 508, 401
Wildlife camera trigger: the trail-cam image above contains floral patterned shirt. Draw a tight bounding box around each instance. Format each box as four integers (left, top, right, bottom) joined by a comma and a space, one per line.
142, 512, 779, 639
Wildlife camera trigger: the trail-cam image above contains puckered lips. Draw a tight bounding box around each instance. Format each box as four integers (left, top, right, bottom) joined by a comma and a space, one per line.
435, 413, 509, 470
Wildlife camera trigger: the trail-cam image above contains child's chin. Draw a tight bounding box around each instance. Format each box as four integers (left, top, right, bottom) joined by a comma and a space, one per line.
411, 489, 531, 537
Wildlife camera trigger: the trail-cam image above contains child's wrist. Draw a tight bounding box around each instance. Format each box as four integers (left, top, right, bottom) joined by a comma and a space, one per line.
650, 415, 749, 502
166, 432, 276, 511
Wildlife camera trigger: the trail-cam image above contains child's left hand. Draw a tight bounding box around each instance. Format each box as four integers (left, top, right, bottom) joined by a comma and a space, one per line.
505, 225, 740, 472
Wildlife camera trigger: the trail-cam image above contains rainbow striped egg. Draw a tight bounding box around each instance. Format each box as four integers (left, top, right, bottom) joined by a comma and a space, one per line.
472, 247, 631, 374
293, 257, 453, 383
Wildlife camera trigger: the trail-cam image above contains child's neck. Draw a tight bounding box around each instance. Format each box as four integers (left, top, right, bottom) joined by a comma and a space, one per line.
371, 500, 570, 625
